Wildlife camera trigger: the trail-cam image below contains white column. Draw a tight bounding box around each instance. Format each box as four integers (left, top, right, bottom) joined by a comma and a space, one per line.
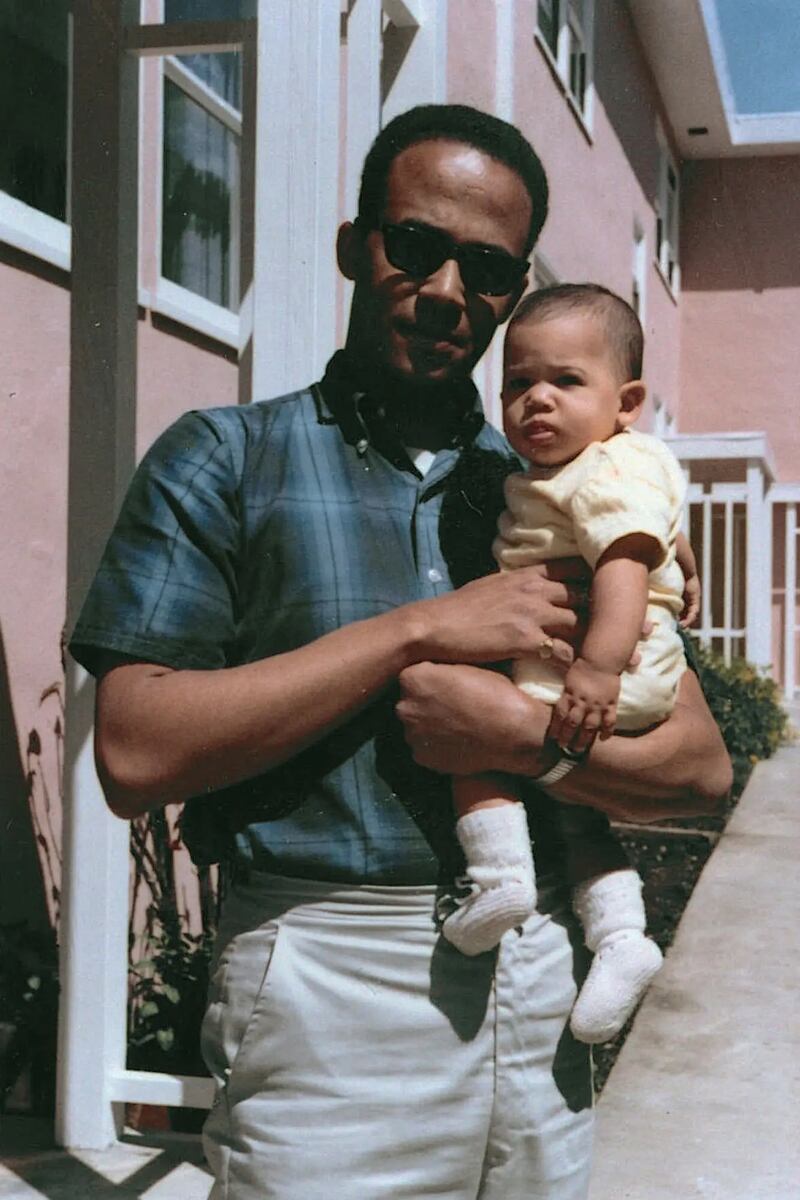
474, 0, 515, 429
745, 459, 772, 669
245, 0, 341, 401
381, 0, 448, 124
784, 503, 797, 699
57, 0, 140, 1150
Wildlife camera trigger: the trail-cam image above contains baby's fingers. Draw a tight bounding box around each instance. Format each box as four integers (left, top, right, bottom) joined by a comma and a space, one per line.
599, 704, 617, 740
572, 711, 601, 753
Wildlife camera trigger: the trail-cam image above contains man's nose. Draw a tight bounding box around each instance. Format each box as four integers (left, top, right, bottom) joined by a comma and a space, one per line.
417, 256, 466, 308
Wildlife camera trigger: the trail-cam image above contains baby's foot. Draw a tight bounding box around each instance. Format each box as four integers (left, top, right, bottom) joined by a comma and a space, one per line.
442, 876, 537, 957
570, 929, 663, 1044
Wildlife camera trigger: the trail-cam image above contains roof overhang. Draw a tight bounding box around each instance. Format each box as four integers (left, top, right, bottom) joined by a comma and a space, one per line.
628, 0, 800, 158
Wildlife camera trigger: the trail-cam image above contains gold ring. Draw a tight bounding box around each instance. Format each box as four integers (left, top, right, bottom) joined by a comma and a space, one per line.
538, 636, 555, 660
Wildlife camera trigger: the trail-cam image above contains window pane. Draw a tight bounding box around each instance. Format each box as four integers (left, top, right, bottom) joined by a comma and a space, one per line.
537, 0, 560, 58
0, 0, 69, 219
165, 0, 243, 110
162, 79, 239, 310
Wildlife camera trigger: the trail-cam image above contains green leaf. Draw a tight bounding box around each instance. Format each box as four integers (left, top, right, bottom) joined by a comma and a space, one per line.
156, 1027, 175, 1052
163, 985, 180, 1005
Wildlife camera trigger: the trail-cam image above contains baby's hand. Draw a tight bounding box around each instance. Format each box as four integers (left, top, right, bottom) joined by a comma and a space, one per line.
548, 658, 621, 752
680, 571, 701, 628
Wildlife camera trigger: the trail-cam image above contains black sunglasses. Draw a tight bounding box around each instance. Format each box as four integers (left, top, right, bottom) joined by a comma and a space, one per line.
379, 222, 529, 297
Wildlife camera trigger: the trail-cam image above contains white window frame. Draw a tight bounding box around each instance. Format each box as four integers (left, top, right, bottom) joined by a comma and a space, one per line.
0, 10, 72, 271
534, 0, 595, 135
655, 125, 680, 296
151, 51, 243, 345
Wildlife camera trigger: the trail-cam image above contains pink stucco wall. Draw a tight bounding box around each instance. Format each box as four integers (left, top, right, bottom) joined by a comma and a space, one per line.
679, 156, 800, 482
0, 240, 236, 929
446, 0, 682, 433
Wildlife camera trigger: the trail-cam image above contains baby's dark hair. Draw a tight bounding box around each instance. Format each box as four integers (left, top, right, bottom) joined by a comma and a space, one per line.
357, 104, 549, 254
510, 283, 644, 380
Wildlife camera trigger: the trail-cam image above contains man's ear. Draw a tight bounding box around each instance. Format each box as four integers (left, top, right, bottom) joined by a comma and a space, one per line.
337, 220, 366, 282
616, 380, 647, 428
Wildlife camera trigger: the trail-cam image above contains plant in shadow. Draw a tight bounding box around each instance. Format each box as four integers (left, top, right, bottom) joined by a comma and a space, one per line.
0, 922, 59, 1115
127, 809, 218, 1130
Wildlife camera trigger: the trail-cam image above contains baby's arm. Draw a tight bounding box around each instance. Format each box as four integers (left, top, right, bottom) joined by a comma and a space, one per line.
549, 532, 659, 752
676, 531, 701, 628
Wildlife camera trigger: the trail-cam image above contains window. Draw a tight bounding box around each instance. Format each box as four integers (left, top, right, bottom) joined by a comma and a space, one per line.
656, 133, 680, 292
632, 221, 646, 320
160, 1, 243, 312
536, 0, 560, 59
0, 0, 69, 221
536, 0, 594, 121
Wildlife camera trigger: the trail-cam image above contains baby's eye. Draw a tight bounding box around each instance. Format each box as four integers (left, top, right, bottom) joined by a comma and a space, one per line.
555, 373, 582, 387
503, 377, 531, 395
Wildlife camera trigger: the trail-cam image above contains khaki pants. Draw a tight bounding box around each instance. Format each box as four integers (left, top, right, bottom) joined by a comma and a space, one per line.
201, 872, 593, 1200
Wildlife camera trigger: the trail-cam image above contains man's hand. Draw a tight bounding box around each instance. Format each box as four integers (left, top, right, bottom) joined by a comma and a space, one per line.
680, 570, 701, 628
409, 560, 589, 668
396, 662, 551, 777
548, 658, 621, 752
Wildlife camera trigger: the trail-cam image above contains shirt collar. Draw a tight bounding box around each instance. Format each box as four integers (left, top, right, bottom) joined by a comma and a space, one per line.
314, 350, 486, 466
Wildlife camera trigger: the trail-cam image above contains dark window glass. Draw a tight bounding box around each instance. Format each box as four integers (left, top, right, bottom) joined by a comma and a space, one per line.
165, 0, 243, 110
0, 0, 69, 219
537, 0, 560, 58
162, 78, 239, 309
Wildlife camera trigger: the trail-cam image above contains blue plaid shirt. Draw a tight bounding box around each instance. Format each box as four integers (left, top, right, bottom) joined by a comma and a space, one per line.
70, 353, 564, 884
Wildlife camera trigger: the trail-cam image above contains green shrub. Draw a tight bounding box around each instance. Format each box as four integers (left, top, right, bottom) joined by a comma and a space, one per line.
690, 639, 789, 765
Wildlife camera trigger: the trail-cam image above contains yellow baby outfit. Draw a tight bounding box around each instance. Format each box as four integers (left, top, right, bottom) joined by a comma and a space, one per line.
494, 429, 687, 730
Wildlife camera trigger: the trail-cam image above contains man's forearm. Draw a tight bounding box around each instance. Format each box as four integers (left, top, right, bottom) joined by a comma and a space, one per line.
97, 606, 420, 818
96, 562, 584, 818
397, 663, 732, 822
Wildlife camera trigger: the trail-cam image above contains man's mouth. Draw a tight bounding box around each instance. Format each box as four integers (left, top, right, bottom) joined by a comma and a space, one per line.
397, 320, 467, 352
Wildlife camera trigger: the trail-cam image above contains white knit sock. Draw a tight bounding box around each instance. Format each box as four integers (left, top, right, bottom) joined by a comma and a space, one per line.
570, 869, 663, 1044
442, 803, 537, 957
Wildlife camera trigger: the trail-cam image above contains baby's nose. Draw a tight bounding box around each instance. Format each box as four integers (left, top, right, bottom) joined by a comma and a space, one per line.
526, 385, 556, 409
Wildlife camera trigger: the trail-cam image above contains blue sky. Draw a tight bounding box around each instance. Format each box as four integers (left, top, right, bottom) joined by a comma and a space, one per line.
715, 0, 800, 114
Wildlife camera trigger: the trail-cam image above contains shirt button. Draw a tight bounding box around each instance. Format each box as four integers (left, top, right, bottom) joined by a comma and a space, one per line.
427, 568, 443, 583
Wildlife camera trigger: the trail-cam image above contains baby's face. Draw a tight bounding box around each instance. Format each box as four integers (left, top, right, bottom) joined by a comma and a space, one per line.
501, 311, 634, 467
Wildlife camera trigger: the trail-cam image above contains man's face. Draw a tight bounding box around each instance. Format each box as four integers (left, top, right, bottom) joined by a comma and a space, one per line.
344, 139, 533, 386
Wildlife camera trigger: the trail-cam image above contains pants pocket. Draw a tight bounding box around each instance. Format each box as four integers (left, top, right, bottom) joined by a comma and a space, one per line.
200, 918, 284, 1100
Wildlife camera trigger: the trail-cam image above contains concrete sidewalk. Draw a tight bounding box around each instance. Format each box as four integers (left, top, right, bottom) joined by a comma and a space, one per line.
589, 734, 800, 1200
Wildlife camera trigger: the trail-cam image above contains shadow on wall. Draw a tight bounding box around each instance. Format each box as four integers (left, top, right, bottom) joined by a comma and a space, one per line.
591, 0, 661, 209
0, 623, 53, 931
681, 157, 800, 292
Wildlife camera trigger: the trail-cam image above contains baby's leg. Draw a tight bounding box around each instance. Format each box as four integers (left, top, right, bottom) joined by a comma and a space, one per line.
560, 807, 662, 1042
442, 776, 537, 957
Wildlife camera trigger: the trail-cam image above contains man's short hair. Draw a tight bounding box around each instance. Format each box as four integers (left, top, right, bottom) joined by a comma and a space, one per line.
357, 104, 549, 254
510, 283, 644, 381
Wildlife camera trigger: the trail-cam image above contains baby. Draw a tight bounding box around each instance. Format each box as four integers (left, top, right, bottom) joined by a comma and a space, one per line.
444, 282, 699, 1044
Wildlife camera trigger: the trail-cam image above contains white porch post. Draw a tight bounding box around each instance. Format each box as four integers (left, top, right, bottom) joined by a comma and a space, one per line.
745, 459, 772, 669
57, 0, 141, 1150
245, 0, 341, 401
785, 502, 797, 699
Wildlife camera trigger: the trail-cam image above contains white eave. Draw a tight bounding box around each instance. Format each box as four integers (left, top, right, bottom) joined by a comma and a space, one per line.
628, 0, 800, 159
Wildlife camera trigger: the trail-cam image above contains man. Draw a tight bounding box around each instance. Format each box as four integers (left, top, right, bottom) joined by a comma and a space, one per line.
71, 105, 730, 1199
